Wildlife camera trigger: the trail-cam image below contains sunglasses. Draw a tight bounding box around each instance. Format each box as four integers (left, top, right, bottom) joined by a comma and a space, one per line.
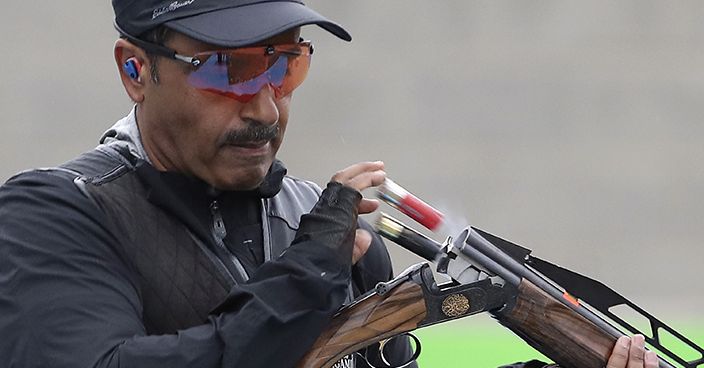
183, 42, 313, 102
117, 26, 313, 102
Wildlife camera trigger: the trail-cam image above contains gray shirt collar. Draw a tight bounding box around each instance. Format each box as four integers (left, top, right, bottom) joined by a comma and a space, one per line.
99, 106, 152, 163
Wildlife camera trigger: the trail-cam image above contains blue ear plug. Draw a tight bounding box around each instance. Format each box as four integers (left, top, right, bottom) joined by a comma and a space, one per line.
123, 58, 141, 80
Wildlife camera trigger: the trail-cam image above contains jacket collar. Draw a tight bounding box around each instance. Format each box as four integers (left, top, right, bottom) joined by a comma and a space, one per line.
100, 106, 152, 164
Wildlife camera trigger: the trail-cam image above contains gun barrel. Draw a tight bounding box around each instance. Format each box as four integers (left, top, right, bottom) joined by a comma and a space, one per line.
460, 229, 676, 368
376, 212, 681, 368
449, 229, 521, 286
461, 229, 626, 338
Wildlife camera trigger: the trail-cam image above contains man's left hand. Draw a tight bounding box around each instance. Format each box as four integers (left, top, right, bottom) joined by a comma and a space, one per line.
606, 335, 659, 368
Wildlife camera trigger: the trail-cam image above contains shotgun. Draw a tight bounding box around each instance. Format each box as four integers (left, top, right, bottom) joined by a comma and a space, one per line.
297, 213, 703, 368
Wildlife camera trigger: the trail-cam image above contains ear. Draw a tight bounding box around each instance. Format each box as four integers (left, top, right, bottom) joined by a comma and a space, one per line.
114, 39, 150, 103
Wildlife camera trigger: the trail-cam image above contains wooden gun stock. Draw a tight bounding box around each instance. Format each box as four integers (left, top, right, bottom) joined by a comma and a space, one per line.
496, 279, 617, 368
298, 263, 508, 368
297, 281, 426, 368
298, 276, 619, 368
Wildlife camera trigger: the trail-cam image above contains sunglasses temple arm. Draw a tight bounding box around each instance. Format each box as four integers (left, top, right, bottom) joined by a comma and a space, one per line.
114, 22, 199, 66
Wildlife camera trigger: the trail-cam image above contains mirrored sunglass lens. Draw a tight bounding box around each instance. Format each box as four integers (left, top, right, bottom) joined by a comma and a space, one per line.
187, 46, 310, 100
279, 54, 310, 98
267, 56, 288, 88
187, 53, 230, 91
218, 55, 288, 97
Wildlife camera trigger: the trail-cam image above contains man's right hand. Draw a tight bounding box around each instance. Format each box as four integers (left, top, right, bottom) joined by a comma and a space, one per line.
329, 161, 386, 264
293, 161, 386, 265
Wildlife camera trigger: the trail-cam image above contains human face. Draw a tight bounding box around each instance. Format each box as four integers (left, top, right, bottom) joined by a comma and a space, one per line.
137, 29, 301, 190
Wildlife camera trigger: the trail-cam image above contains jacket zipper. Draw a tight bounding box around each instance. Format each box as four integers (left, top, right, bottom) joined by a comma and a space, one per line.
210, 199, 250, 281
210, 200, 227, 245
260, 199, 273, 262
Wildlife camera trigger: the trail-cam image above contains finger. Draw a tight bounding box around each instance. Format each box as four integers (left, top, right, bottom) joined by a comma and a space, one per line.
352, 229, 372, 264
644, 351, 658, 368
358, 198, 380, 215
627, 335, 646, 368
331, 161, 384, 184
606, 336, 631, 368
344, 170, 387, 192
333, 161, 385, 182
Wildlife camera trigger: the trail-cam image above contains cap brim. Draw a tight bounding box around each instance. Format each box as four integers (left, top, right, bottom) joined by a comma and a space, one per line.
164, 1, 351, 47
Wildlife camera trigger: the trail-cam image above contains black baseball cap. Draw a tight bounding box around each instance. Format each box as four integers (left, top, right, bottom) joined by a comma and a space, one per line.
113, 0, 351, 47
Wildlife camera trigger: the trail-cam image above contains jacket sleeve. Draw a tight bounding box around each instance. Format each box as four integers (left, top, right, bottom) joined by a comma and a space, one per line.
0, 170, 354, 368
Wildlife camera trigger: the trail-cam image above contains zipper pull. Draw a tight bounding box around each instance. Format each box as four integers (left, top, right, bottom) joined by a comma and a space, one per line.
210, 200, 227, 241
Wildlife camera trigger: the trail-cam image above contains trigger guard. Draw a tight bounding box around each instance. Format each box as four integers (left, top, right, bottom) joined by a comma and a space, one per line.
360, 333, 421, 368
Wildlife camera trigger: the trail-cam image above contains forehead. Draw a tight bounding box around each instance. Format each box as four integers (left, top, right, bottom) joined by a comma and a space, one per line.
168, 27, 301, 53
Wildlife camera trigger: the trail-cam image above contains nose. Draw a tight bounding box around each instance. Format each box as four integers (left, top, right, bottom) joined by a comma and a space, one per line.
240, 84, 279, 126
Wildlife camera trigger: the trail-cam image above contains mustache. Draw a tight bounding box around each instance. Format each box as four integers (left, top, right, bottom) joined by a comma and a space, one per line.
221, 121, 280, 146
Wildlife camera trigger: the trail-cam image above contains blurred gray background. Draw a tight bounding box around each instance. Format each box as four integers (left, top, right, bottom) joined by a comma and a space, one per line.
1, 1, 702, 320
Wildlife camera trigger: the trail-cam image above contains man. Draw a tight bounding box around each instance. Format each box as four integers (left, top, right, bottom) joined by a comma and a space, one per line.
0, 1, 411, 367
0, 1, 658, 368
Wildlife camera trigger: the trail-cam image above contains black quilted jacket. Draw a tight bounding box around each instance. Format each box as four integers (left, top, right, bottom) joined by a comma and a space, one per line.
0, 139, 417, 368
0, 108, 544, 368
